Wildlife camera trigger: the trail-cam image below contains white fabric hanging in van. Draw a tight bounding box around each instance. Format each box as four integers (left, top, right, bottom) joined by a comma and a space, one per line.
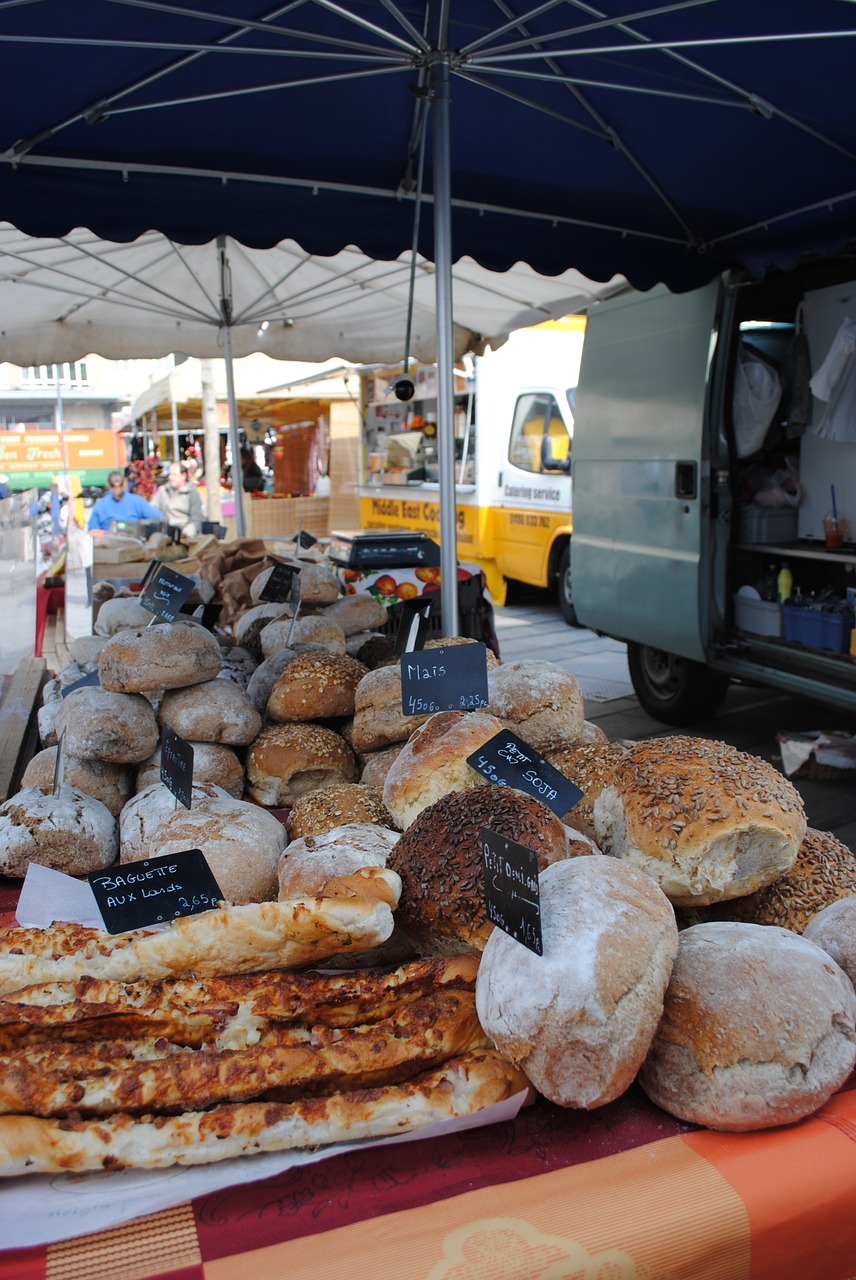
809, 316, 856, 443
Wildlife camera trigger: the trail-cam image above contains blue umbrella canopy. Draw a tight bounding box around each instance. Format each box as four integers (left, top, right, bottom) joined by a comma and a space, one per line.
0, 1, 854, 291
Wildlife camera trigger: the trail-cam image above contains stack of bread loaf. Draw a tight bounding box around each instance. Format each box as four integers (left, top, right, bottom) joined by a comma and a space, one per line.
3, 562, 856, 1179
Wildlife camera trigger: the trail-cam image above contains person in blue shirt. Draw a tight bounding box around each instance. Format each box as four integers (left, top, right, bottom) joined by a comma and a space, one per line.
87, 470, 163, 531
0, 473, 11, 500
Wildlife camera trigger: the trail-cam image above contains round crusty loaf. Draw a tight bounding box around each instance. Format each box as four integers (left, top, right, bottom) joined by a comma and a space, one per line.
250, 562, 339, 607
579, 720, 609, 745
322, 592, 390, 636
68, 634, 109, 666
22, 748, 133, 817
135, 742, 245, 799
360, 743, 406, 791
266, 651, 368, 723
121, 794, 287, 904
702, 827, 856, 933
350, 665, 433, 753
93, 597, 155, 636
639, 921, 856, 1131
286, 782, 396, 841
545, 741, 629, 841
388, 784, 571, 954
246, 648, 298, 713
119, 781, 235, 861
382, 709, 504, 830
593, 736, 806, 907
157, 679, 262, 746
804, 897, 856, 986
424, 636, 502, 670
98, 621, 222, 692
476, 857, 679, 1108
217, 644, 257, 690
0, 785, 118, 877
487, 660, 585, 753
277, 822, 400, 898
55, 687, 159, 764
246, 723, 359, 807
260, 615, 346, 658
234, 602, 293, 648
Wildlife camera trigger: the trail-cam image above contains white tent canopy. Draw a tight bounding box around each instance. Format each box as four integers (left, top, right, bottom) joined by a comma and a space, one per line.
0, 225, 626, 366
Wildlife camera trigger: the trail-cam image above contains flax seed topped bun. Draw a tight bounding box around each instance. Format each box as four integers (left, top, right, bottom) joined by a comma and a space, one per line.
545, 741, 629, 841
350, 665, 432, 754
382, 709, 504, 830
266, 651, 368, 724
638, 921, 856, 1131
246, 723, 359, 807
55, 687, 159, 764
158, 678, 262, 746
388, 784, 571, 955
476, 857, 679, 1109
708, 827, 856, 933
592, 736, 806, 907
487, 660, 585, 753
804, 897, 856, 986
97, 621, 222, 692
285, 783, 397, 841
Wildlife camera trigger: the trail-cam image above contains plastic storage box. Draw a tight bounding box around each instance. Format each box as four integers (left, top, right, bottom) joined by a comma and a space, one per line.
734, 594, 783, 637
783, 606, 852, 653
738, 505, 799, 543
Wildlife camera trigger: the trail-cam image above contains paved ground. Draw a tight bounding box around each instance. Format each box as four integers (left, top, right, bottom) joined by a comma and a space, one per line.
493, 582, 856, 850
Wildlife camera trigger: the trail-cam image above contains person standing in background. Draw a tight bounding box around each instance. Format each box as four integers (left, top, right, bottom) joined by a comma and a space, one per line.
0, 473, 10, 500
152, 461, 205, 537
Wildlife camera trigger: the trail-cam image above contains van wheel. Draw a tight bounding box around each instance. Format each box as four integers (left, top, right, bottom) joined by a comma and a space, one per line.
558, 545, 578, 626
627, 643, 730, 726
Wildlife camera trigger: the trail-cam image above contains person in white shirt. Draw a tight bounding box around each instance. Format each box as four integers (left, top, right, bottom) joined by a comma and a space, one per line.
152, 461, 205, 538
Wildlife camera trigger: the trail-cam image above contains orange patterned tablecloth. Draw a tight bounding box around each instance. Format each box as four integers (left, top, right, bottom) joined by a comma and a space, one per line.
2, 1077, 855, 1280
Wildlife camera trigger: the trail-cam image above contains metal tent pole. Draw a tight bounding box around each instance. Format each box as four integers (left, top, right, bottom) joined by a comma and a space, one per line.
217, 236, 246, 538
430, 53, 460, 637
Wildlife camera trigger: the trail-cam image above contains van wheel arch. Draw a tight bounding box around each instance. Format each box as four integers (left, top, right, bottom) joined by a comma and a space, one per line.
627, 642, 730, 725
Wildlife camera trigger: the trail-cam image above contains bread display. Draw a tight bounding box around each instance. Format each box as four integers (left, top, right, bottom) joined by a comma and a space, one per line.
382, 709, 503, 829
246, 723, 359, 807
388, 783, 571, 954
55, 686, 160, 764
804, 897, 856, 986
593, 736, 806, 906
0, 785, 118, 877
350, 665, 433, 753
121, 793, 288, 904
487, 660, 585, 752
704, 827, 856, 933
638, 921, 856, 1131
97, 620, 222, 692
266, 651, 368, 723
22, 747, 133, 817
136, 741, 245, 799
286, 783, 396, 840
545, 741, 629, 840
157, 678, 262, 745
260, 615, 346, 658
476, 857, 678, 1108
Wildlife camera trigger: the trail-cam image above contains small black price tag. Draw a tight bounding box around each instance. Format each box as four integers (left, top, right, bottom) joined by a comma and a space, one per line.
400, 643, 489, 717
297, 529, 318, 549
139, 563, 195, 623
88, 849, 224, 935
481, 828, 543, 956
166, 524, 183, 545
201, 521, 227, 540
61, 668, 101, 698
259, 562, 297, 603
159, 724, 195, 809
394, 596, 433, 655
52, 731, 65, 795
467, 730, 583, 818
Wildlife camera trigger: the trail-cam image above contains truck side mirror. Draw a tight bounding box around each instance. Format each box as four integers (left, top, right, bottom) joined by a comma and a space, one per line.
540, 435, 571, 473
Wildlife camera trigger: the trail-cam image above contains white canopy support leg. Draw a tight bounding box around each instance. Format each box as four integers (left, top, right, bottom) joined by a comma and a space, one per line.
218, 236, 246, 539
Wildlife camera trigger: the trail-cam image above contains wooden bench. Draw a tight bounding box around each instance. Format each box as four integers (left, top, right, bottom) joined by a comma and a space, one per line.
0, 656, 49, 803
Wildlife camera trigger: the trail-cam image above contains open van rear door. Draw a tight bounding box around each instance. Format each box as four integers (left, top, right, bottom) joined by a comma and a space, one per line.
572, 282, 722, 662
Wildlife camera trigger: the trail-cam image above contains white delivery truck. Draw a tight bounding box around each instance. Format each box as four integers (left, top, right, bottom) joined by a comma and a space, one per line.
571, 256, 856, 723
358, 317, 586, 617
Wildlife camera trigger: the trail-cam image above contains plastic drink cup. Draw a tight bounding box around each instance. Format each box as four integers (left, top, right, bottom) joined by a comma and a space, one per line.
824, 516, 846, 549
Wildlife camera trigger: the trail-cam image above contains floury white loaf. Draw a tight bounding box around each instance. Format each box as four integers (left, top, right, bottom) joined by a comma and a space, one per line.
475, 857, 678, 1108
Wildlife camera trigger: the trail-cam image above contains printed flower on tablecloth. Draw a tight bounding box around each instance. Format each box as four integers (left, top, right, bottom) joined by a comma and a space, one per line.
428, 1218, 649, 1280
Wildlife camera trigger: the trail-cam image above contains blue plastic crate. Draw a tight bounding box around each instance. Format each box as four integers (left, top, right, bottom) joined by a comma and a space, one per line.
783, 606, 852, 653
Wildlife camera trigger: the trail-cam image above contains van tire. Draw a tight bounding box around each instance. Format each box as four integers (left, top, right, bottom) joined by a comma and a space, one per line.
627, 643, 730, 725
558, 545, 578, 626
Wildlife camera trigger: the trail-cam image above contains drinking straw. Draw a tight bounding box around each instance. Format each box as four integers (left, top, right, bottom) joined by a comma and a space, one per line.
831, 484, 838, 520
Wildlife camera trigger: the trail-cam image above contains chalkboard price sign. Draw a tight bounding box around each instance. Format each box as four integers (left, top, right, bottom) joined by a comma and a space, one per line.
481, 827, 543, 956
467, 729, 582, 818
399, 643, 489, 717
159, 724, 195, 809
61, 668, 101, 698
394, 596, 434, 655
139, 563, 195, 623
88, 849, 224, 935
259, 562, 297, 603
